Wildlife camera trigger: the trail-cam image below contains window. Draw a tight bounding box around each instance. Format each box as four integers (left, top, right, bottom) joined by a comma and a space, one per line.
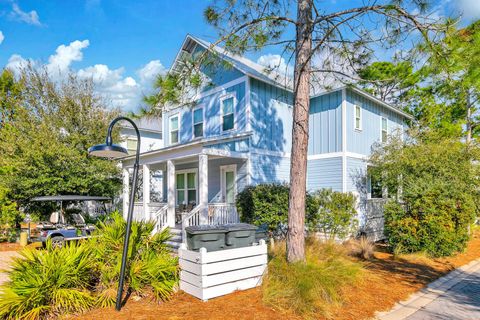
368, 167, 384, 199
381, 117, 388, 143
221, 95, 235, 131
176, 170, 197, 205
169, 115, 179, 144
126, 138, 137, 154
354, 104, 362, 130
193, 107, 204, 138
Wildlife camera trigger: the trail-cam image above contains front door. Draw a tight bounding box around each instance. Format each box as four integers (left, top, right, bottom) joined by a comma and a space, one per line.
176, 170, 197, 206
220, 165, 236, 204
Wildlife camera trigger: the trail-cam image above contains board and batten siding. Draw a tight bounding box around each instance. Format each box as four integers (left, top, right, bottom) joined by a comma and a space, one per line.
308, 91, 343, 155
163, 80, 246, 148
306, 157, 343, 192
345, 89, 407, 155
249, 78, 293, 153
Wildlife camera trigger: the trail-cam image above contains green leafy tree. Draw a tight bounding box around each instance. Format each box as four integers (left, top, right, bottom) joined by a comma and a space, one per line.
357, 61, 421, 106
0, 67, 122, 214
146, 1, 441, 262
0, 69, 23, 127
369, 130, 478, 256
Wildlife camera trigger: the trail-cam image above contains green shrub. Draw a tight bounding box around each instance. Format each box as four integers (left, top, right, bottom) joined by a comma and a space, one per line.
307, 189, 358, 240
371, 133, 478, 257
0, 212, 178, 319
263, 238, 363, 319
236, 183, 317, 232
0, 242, 97, 319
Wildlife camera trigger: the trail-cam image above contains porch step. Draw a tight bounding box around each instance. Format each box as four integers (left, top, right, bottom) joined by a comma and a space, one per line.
166, 228, 183, 251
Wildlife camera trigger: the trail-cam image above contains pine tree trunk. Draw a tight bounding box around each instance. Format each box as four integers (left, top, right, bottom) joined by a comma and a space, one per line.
466, 91, 472, 145
286, 0, 313, 263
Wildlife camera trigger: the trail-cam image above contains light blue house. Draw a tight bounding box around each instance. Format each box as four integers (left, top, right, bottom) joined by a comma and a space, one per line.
120, 35, 411, 246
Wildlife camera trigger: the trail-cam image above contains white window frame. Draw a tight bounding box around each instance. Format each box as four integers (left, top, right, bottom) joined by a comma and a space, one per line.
220, 164, 237, 203
220, 93, 236, 132
169, 113, 180, 145
175, 168, 198, 206
126, 137, 138, 154
354, 103, 362, 131
192, 105, 205, 139
381, 116, 388, 143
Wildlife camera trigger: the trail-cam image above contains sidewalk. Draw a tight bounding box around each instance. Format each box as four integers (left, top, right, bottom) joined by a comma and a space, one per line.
377, 258, 480, 320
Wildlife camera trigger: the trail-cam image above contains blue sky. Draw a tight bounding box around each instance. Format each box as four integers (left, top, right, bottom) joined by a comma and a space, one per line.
0, 0, 479, 111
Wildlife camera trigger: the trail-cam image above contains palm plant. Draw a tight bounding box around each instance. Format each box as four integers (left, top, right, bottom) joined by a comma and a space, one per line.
0, 212, 178, 319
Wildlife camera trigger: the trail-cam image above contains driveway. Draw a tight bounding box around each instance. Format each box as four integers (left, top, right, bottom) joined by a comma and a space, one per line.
377, 258, 480, 320
0, 251, 20, 288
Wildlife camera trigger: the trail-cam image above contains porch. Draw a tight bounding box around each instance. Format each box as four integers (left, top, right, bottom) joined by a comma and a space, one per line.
122, 148, 248, 244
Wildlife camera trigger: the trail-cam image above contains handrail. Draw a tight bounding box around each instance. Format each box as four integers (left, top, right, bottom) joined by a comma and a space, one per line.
207, 203, 239, 225
152, 203, 168, 233
181, 204, 203, 243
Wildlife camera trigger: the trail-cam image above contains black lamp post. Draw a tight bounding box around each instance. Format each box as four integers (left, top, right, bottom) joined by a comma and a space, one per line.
88, 116, 140, 311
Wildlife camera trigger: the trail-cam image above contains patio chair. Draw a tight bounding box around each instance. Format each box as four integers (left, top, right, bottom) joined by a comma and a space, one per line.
175, 204, 186, 224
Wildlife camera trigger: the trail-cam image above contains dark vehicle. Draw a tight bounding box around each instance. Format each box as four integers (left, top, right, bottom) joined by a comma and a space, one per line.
22, 195, 111, 248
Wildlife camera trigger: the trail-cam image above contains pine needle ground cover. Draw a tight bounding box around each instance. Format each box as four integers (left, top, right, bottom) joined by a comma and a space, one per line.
0, 213, 178, 319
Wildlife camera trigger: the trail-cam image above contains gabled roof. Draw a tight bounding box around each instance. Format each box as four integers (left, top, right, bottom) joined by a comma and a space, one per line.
171, 34, 292, 90
170, 35, 412, 120
120, 117, 162, 133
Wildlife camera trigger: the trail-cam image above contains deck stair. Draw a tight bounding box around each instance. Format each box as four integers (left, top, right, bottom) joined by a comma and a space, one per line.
165, 226, 183, 251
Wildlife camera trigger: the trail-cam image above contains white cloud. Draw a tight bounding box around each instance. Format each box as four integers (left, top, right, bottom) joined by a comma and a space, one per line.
47, 40, 90, 76
0, 31, 4, 45
457, 0, 480, 19
4, 39, 166, 111
137, 60, 166, 84
257, 54, 291, 76
10, 3, 42, 26
78, 64, 141, 109
5, 54, 29, 73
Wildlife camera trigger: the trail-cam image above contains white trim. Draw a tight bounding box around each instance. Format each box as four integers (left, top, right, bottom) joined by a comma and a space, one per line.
204, 148, 249, 159
245, 77, 251, 132
220, 92, 237, 132
342, 88, 347, 192
169, 113, 180, 145
307, 151, 367, 161
175, 168, 199, 206
192, 104, 205, 139
194, 76, 247, 101
354, 103, 362, 131
220, 164, 237, 203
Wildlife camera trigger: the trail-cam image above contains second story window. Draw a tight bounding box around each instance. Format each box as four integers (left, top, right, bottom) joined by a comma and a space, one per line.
354, 104, 362, 130
221, 95, 235, 132
381, 117, 388, 143
169, 115, 179, 144
126, 138, 137, 154
193, 107, 204, 138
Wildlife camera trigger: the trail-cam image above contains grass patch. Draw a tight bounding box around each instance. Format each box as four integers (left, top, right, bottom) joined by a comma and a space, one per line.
262, 238, 364, 319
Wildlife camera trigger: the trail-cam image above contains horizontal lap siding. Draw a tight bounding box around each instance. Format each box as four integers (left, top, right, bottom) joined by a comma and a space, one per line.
306, 157, 343, 192
346, 89, 407, 155
346, 157, 367, 193
308, 92, 342, 155
250, 153, 290, 185
250, 79, 293, 153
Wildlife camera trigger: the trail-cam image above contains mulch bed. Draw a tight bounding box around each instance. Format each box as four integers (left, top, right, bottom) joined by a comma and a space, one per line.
71, 231, 480, 320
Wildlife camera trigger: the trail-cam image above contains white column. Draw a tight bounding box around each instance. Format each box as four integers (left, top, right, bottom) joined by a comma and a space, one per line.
122, 168, 130, 220
199, 153, 208, 224
142, 164, 151, 221
167, 160, 176, 227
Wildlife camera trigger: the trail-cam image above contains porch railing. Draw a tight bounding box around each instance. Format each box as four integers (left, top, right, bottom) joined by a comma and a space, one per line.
133, 202, 144, 221
152, 203, 168, 233
207, 203, 239, 225
181, 205, 203, 242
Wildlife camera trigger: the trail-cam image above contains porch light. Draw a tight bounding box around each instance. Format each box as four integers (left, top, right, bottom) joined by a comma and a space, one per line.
88, 116, 140, 311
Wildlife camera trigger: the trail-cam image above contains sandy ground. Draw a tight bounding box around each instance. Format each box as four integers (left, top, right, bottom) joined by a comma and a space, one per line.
0, 251, 20, 287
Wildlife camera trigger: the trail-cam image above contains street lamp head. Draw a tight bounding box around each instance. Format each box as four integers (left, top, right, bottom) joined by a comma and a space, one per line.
88, 143, 129, 159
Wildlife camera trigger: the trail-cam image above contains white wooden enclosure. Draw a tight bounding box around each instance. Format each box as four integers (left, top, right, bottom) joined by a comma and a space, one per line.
178, 240, 268, 301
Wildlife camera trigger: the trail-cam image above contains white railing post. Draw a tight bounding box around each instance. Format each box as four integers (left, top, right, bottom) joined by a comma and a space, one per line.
199, 154, 208, 225
143, 164, 151, 221
122, 168, 130, 220
167, 160, 176, 227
